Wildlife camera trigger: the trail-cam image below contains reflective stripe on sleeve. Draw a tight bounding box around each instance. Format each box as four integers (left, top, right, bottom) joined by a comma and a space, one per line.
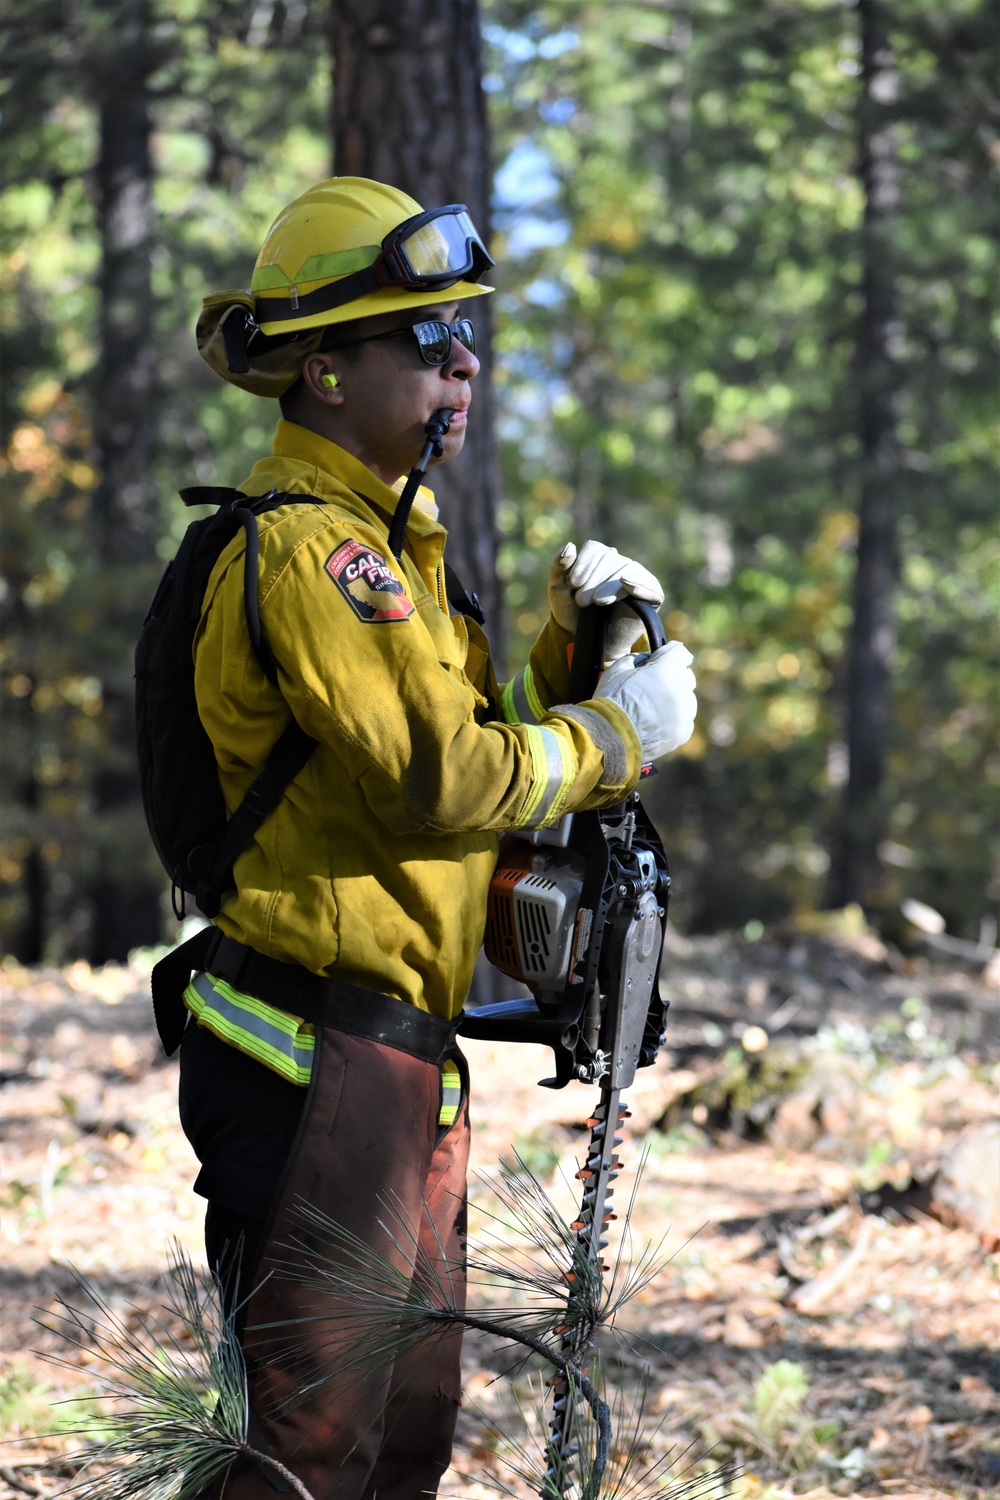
516, 723, 575, 830
438, 1060, 462, 1127
500, 664, 544, 726
184, 971, 315, 1086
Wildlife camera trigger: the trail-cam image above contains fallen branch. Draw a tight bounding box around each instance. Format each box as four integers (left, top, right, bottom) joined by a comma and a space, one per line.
776, 1205, 853, 1282
919, 931, 999, 966
0, 1464, 43, 1497
787, 1217, 875, 1315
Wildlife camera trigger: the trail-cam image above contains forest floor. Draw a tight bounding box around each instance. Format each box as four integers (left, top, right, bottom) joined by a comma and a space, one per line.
1, 918, 998, 1500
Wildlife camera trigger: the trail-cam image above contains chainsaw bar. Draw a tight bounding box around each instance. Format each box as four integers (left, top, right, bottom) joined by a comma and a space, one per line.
543, 1084, 628, 1492
460, 598, 672, 1494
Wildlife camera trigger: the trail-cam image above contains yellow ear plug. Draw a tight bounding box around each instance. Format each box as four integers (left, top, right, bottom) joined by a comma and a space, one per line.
320, 373, 340, 389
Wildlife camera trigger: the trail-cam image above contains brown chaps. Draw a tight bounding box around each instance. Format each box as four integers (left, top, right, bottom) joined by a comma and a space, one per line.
205, 1029, 470, 1500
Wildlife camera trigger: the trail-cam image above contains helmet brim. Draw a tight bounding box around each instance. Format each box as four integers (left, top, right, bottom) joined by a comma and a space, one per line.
255, 278, 493, 339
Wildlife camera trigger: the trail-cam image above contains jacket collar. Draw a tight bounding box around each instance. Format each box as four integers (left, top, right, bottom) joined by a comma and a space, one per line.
238, 421, 447, 593
268, 421, 444, 536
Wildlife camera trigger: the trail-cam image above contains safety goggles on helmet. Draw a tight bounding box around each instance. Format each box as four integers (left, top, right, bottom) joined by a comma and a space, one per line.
323, 317, 476, 367
256, 204, 494, 329
380, 207, 491, 286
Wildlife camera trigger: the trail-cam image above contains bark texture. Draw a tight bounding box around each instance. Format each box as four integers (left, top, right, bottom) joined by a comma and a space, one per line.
829, 0, 902, 912
92, 0, 159, 566
329, 0, 501, 633
89, 0, 164, 957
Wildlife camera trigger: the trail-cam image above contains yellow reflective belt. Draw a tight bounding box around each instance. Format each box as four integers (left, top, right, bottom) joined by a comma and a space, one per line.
187, 976, 463, 1118
184, 972, 315, 1086
438, 1060, 462, 1127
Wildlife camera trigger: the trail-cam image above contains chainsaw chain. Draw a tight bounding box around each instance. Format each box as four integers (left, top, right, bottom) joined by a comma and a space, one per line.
543, 1086, 629, 1494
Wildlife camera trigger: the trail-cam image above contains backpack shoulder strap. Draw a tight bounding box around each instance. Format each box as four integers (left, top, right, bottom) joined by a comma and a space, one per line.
443, 561, 486, 626
179, 487, 325, 915
194, 717, 318, 918
179, 485, 247, 509
235, 490, 327, 682
180, 487, 326, 684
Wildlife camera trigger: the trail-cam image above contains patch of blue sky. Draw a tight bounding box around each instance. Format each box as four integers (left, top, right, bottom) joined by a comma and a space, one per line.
496, 374, 568, 442
493, 140, 568, 259
539, 97, 576, 124
524, 278, 564, 307
482, 24, 537, 62
506, 217, 570, 257
498, 408, 558, 465
498, 346, 566, 386
501, 336, 573, 379
537, 30, 579, 59
494, 140, 560, 211
482, 25, 579, 61
549, 335, 576, 371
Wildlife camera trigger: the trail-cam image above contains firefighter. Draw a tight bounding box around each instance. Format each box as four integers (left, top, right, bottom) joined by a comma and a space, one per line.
181, 177, 696, 1499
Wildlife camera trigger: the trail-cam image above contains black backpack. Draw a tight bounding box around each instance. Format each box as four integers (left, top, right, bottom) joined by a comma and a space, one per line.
135, 487, 321, 919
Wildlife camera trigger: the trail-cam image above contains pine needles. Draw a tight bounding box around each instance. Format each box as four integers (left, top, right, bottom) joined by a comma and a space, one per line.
455, 1368, 737, 1500
253, 1154, 734, 1499
36, 1243, 315, 1500
35, 1157, 735, 1500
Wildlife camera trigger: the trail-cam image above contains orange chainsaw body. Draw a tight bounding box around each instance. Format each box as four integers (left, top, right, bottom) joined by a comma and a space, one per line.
484, 837, 585, 992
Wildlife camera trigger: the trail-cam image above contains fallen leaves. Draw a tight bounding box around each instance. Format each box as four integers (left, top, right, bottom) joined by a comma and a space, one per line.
2, 943, 998, 1500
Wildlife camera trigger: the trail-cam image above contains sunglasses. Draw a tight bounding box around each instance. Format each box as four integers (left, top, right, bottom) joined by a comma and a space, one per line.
325, 317, 477, 367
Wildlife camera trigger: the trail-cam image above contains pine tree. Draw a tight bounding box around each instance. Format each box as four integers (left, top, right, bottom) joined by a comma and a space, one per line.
330, 0, 502, 632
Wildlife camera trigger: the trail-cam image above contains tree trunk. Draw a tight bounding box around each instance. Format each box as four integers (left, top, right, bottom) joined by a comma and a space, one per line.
88, 0, 164, 959
331, 0, 507, 1000
15, 786, 46, 967
828, 0, 902, 912
329, 0, 501, 636
92, 0, 159, 566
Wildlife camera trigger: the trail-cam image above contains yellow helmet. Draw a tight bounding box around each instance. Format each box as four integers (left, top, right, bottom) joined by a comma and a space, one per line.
197, 177, 494, 397
252, 177, 493, 337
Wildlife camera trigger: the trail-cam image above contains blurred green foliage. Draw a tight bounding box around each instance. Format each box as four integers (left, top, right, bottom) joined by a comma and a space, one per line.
483, 0, 998, 933
2, 0, 330, 957
1, 0, 997, 956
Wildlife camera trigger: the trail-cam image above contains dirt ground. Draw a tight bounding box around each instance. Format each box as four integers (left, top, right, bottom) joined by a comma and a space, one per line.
1, 922, 998, 1499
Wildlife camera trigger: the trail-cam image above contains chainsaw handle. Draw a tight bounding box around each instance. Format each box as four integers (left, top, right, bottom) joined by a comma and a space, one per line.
628, 597, 667, 653
567, 596, 667, 703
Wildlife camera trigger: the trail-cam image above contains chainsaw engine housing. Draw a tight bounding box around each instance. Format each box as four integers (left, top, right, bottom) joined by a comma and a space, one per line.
471, 793, 670, 1088
485, 843, 585, 994
461, 596, 673, 1088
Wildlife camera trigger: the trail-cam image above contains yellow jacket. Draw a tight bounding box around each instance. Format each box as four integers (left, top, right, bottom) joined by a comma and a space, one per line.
191, 420, 641, 1041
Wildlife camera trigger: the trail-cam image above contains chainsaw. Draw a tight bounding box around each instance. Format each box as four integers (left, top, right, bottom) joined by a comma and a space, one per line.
460, 599, 671, 1491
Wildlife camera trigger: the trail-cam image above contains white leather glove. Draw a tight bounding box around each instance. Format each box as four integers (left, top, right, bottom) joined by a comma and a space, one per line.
594, 642, 697, 761
547, 540, 665, 661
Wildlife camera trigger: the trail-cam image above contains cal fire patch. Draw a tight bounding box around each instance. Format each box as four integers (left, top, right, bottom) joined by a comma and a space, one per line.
324, 540, 414, 623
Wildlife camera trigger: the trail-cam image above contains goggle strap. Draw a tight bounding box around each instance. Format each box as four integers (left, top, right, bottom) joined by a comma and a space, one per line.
254, 263, 385, 327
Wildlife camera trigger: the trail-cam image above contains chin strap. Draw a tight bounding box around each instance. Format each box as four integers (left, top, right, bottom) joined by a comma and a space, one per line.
387, 409, 453, 561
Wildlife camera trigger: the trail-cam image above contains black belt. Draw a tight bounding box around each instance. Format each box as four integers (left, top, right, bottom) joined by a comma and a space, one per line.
151, 927, 460, 1067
